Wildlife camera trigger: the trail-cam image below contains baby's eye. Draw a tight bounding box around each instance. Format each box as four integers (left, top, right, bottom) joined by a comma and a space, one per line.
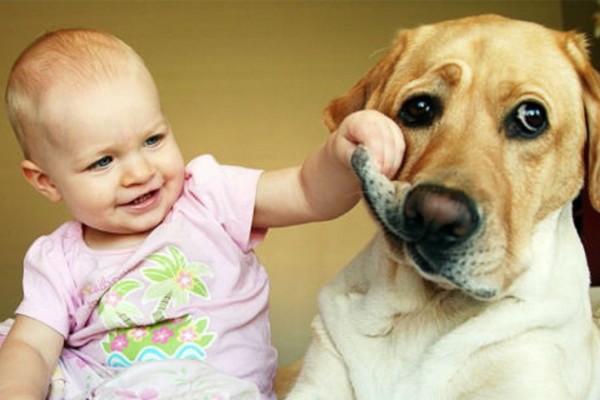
88, 156, 113, 170
144, 134, 163, 147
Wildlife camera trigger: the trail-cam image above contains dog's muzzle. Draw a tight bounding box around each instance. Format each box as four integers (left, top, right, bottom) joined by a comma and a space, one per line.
402, 184, 479, 273
352, 146, 490, 296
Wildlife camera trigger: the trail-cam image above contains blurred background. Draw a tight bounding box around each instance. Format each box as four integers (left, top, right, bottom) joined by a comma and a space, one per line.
0, 0, 597, 367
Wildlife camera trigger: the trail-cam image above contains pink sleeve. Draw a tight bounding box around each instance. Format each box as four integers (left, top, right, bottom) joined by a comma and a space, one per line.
15, 233, 76, 338
184, 155, 266, 252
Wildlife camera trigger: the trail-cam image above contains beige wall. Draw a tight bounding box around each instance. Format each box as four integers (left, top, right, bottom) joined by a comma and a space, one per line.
0, 1, 565, 365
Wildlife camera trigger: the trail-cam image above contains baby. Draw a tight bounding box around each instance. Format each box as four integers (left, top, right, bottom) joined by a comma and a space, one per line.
0, 29, 404, 399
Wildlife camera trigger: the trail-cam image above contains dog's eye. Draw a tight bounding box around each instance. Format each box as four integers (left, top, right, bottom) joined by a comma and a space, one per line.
505, 101, 548, 139
398, 95, 441, 128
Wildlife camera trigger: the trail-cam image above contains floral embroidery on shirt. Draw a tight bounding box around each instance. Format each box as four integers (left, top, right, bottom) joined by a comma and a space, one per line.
98, 279, 144, 327
98, 246, 216, 367
142, 246, 213, 321
101, 315, 216, 367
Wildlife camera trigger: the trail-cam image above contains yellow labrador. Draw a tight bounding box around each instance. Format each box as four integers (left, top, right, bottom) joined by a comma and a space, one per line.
285, 14, 600, 399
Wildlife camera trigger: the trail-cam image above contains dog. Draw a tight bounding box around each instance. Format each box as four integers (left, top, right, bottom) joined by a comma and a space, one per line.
284, 14, 600, 399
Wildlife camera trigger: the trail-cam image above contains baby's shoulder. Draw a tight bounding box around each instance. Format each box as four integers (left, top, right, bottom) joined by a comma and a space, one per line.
25, 221, 83, 264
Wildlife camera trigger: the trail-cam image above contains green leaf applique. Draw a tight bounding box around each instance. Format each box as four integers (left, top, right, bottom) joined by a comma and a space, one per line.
142, 246, 213, 321
98, 279, 144, 328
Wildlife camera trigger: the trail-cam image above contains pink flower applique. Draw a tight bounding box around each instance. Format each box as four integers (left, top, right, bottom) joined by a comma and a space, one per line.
151, 326, 173, 344
110, 333, 129, 351
175, 270, 194, 290
128, 327, 148, 341
178, 326, 198, 343
103, 291, 122, 307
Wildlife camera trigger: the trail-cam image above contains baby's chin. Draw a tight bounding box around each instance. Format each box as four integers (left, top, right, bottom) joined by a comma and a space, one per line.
82, 224, 156, 250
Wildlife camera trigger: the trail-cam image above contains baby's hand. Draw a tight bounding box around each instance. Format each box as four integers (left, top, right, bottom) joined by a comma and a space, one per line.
331, 110, 405, 179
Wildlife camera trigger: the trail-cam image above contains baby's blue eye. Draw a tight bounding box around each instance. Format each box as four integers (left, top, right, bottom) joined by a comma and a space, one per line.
89, 156, 113, 170
145, 134, 163, 147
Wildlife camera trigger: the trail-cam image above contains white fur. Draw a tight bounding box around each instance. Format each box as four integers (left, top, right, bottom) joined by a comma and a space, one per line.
286, 205, 600, 399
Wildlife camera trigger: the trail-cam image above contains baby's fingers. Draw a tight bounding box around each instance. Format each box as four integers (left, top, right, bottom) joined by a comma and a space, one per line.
379, 117, 405, 178
353, 111, 404, 178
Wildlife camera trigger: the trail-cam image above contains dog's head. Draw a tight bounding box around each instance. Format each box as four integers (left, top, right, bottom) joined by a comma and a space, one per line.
326, 15, 600, 300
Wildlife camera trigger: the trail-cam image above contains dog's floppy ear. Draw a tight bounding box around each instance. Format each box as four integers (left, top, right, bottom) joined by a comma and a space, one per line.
323, 33, 407, 132
567, 32, 600, 212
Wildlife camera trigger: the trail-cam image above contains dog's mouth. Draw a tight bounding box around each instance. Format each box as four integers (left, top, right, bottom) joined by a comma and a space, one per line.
406, 243, 438, 275
351, 146, 497, 299
405, 242, 498, 299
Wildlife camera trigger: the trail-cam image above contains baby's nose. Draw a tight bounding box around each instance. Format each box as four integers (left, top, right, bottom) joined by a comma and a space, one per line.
121, 154, 154, 186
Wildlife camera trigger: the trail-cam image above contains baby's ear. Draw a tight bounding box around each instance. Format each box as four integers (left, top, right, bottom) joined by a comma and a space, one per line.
21, 160, 62, 203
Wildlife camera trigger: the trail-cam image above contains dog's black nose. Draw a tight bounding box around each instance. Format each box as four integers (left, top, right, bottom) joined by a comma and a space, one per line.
403, 184, 479, 247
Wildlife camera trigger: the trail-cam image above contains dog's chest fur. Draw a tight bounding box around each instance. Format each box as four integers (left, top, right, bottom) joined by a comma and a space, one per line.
316, 207, 597, 399
317, 234, 486, 397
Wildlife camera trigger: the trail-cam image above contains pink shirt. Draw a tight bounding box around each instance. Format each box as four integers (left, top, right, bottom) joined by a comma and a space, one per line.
16, 155, 277, 399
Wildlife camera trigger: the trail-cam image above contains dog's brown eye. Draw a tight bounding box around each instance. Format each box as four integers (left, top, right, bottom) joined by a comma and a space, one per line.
505, 101, 548, 139
398, 95, 441, 128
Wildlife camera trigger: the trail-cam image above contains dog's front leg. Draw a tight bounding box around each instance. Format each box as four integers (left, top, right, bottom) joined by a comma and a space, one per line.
285, 315, 355, 400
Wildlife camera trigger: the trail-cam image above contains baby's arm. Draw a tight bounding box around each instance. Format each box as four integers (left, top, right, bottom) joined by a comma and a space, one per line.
254, 110, 404, 228
0, 315, 63, 399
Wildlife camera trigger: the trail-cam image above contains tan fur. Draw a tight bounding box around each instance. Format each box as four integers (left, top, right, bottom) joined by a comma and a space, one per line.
286, 15, 600, 399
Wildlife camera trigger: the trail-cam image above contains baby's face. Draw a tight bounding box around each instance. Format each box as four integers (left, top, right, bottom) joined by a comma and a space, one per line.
39, 70, 185, 246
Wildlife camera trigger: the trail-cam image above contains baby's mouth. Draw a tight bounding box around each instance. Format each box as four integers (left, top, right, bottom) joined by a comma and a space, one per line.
128, 190, 158, 206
